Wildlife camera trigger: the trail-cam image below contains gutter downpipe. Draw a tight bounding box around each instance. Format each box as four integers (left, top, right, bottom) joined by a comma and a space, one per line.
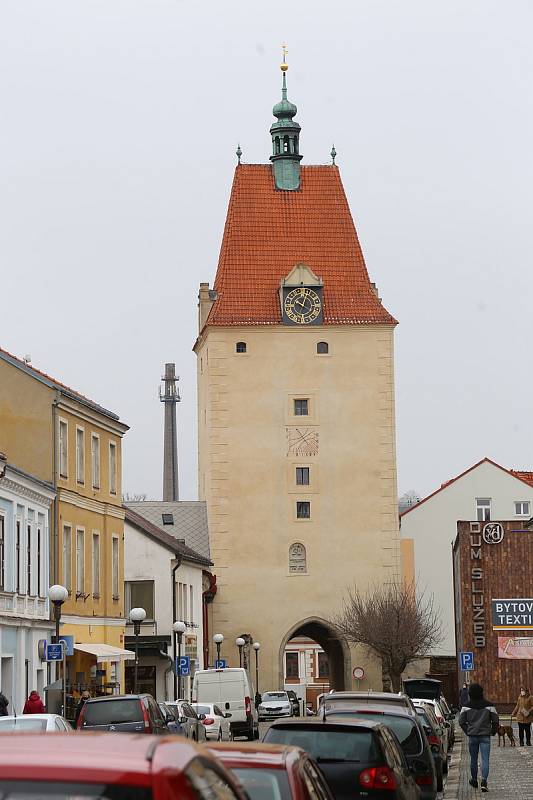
171, 555, 183, 700
51, 393, 61, 691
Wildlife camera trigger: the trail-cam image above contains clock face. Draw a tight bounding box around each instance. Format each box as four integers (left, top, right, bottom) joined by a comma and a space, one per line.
284, 287, 322, 325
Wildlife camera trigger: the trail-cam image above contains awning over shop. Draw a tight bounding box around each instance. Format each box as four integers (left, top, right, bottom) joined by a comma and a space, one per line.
74, 643, 135, 663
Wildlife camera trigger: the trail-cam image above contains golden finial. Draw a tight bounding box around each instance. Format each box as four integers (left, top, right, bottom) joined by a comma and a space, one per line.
281, 43, 288, 72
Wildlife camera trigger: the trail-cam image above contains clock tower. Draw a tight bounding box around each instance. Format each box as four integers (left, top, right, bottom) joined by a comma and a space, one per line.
194, 61, 402, 699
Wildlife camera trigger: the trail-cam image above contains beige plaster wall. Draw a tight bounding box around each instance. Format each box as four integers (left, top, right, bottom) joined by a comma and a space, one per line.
196, 324, 400, 691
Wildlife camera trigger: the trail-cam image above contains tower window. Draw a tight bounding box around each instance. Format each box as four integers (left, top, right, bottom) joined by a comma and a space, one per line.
296, 467, 310, 486
293, 137, 298, 154
283, 135, 290, 153
236, 342, 247, 354
317, 341, 329, 354
296, 501, 311, 519
275, 136, 281, 155
294, 399, 308, 416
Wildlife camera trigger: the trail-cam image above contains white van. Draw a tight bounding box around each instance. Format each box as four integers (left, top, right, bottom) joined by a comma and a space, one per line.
192, 668, 258, 740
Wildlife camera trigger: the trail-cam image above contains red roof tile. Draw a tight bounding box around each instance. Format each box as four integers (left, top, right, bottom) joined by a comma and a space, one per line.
510, 470, 533, 487
207, 164, 396, 327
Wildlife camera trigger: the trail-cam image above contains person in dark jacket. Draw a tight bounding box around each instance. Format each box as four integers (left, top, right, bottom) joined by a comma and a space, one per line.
74, 691, 91, 726
23, 690, 45, 714
0, 691, 8, 716
459, 683, 469, 708
459, 683, 499, 793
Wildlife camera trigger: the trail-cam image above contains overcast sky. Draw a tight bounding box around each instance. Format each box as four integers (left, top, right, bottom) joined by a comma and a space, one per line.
2, 1, 532, 502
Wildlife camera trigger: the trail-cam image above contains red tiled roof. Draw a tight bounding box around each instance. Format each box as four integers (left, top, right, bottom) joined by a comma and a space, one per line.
207, 164, 396, 327
510, 470, 533, 487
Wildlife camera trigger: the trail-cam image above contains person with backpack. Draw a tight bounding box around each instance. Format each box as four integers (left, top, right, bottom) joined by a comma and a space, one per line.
0, 691, 8, 716
459, 682, 499, 793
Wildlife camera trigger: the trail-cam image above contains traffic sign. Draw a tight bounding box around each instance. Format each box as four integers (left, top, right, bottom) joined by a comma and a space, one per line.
176, 656, 190, 676
460, 651, 474, 671
215, 659, 227, 669
353, 667, 365, 680
46, 643, 63, 662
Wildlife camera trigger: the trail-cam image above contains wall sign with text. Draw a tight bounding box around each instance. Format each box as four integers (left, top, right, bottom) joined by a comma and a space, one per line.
492, 599, 533, 630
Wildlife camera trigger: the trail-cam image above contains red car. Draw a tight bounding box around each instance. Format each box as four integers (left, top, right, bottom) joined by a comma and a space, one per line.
209, 741, 334, 800
0, 733, 247, 800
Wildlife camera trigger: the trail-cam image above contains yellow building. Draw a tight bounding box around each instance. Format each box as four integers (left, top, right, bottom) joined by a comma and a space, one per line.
0, 348, 130, 695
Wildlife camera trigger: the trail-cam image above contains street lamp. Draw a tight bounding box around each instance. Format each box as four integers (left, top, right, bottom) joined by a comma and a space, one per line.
253, 642, 260, 694
236, 637, 245, 668
129, 607, 146, 694
173, 620, 186, 699
48, 584, 68, 715
213, 633, 224, 667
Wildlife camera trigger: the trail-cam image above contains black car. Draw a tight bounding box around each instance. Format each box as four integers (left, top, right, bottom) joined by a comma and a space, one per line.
414, 706, 446, 792
325, 707, 437, 799
286, 690, 301, 717
77, 693, 169, 734
158, 701, 187, 736
263, 717, 421, 799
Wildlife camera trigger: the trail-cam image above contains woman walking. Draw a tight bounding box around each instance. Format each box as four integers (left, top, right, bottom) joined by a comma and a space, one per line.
23, 690, 45, 714
512, 686, 532, 746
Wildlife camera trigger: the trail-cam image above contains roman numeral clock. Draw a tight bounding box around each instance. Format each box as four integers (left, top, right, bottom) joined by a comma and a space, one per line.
282, 285, 323, 325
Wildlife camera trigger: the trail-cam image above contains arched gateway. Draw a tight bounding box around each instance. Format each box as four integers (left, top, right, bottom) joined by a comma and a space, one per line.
279, 618, 351, 692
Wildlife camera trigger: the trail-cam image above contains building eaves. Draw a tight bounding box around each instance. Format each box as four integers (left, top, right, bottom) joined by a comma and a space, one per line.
124, 507, 212, 568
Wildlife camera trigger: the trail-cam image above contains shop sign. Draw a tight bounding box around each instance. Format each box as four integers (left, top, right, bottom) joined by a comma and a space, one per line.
469, 524, 485, 647
185, 635, 197, 659
492, 599, 533, 629
482, 522, 504, 544
498, 636, 533, 659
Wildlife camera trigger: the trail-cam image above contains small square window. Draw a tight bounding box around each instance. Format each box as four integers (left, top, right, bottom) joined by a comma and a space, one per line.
294, 399, 309, 416
317, 341, 329, 354
296, 467, 310, 485
296, 501, 311, 519
162, 513, 174, 525
515, 501, 530, 516
236, 342, 247, 353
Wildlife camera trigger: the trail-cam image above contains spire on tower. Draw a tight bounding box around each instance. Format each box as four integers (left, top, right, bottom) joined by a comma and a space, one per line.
269, 45, 302, 191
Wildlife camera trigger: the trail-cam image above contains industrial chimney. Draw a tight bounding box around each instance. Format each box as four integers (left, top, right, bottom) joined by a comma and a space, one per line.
159, 363, 180, 501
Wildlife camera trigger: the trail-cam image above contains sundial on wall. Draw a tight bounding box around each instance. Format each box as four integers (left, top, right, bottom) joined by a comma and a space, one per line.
286, 427, 319, 457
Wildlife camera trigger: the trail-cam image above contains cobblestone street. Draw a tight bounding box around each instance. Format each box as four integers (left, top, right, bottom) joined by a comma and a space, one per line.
445, 725, 533, 799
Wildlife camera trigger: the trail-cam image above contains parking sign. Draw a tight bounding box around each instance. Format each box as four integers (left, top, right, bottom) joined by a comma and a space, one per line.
460, 651, 474, 671
176, 656, 190, 676
215, 659, 227, 669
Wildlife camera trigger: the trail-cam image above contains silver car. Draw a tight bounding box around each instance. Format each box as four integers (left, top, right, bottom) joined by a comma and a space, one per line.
258, 691, 293, 720
165, 700, 207, 742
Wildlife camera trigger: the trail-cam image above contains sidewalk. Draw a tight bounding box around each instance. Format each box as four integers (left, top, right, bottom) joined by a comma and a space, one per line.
444, 724, 533, 799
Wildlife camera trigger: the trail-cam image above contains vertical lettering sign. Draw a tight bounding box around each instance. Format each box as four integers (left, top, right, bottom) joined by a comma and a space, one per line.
468, 522, 505, 648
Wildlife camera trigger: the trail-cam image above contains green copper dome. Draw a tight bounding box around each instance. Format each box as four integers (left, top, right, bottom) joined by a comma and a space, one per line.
270, 70, 302, 191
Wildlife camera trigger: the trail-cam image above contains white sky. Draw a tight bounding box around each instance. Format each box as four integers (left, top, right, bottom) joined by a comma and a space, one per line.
2, 0, 532, 501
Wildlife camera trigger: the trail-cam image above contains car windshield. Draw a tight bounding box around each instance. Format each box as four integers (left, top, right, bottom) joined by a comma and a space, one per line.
0, 719, 47, 732
329, 712, 422, 755
193, 705, 211, 715
232, 768, 291, 800
0, 782, 151, 800
264, 727, 380, 763
262, 693, 288, 702
83, 700, 143, 725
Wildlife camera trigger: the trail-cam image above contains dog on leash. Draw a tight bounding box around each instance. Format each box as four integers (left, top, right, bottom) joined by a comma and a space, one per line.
498, 724, 516, 746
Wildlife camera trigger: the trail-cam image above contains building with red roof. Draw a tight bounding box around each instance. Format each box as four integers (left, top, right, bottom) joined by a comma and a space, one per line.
193, 61, 403, 695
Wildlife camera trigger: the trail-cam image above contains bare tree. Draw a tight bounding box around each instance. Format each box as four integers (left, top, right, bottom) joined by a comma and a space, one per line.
332, 582, 443, 692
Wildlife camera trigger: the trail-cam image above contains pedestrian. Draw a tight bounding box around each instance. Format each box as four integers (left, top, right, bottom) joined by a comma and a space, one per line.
512, 686, 532, 746
459, 682, 499, 793
459, 682, 469, 709
74, 690, 91, 726
0, 690, 8, 716
23, 690, 45, 714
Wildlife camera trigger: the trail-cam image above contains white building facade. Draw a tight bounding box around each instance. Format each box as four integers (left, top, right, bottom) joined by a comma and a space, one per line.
400, 458, 533, 655
124, 508, 211, 701
0, 458, 55, 714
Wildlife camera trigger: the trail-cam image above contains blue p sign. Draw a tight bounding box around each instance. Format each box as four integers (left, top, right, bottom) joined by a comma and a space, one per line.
176, 656, 190, 676
460, 651, 474, 671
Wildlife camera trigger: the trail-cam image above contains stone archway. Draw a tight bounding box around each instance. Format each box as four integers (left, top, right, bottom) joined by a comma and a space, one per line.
278, 617, 351, 692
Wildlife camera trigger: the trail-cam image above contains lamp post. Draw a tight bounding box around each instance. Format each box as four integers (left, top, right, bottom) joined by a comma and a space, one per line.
129, 607, 146, 694
253, 642, 260, 693
173, 620, 186, 699
236, 637, 245, 668
213, 633, 224, 667
48, 584, 68, 715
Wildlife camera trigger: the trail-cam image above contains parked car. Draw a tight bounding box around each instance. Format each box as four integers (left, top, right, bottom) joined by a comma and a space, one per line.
414, 704, 447, 791
210, 741, 334, 799
411, 699, 451, 754
403, 679, 455, 749
165, 700, 207, 742
258, 691, 293, 721
0, 714, 71, 732
319, 691, 416, 714
0, 733, 248, 800
158, 701, 186, 735
263, 717, 421, 799
286, 690, 301, 717
77, 693, 169, 733
192, 702, 232, 741
324, 706, 437, 799
193, 667, 259, 740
